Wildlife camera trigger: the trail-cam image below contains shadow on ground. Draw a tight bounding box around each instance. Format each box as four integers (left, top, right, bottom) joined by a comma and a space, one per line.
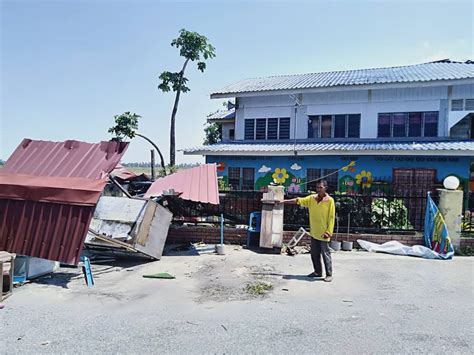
249, 271, 322, 282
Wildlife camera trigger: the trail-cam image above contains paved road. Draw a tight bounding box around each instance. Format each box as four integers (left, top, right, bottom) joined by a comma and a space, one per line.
2, 247, 473, 354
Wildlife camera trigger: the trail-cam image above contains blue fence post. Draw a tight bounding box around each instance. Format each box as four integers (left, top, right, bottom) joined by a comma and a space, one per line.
80, 256, 94, 287
220, 213, 224, 245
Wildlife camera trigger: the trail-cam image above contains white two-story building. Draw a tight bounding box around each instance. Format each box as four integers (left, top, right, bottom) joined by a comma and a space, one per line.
184, 60, 474, 195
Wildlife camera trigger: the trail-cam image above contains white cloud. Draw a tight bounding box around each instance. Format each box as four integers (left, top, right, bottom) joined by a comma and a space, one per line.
290, 163, 302, 171
258, 165, 271, 173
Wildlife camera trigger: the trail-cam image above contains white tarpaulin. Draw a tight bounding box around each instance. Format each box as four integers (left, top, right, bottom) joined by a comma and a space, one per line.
357, 239, 451, 260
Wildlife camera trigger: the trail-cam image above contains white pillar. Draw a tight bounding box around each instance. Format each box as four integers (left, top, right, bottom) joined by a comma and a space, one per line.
260, 186, 285, 249
437, 189, 463, 254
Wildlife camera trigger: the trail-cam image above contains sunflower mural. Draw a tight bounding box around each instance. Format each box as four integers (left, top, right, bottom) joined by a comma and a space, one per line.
255, 166, 302, 190
355, 170, 373, 188
272, 168, 289, 184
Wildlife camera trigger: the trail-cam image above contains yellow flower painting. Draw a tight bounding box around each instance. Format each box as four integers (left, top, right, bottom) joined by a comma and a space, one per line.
341, 160, 356, 172
355, 170, 373, 188
272, 168, 289, 184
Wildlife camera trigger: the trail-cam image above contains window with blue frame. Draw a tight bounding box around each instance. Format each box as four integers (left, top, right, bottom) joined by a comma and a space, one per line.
244, 117, 290, 140
308, 114, 360, 138
377, 111, 438, 138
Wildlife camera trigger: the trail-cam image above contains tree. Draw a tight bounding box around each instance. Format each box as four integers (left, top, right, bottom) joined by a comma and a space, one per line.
108, 112, 167, 175
203, 122, 222, 145
158, 28, 216, 166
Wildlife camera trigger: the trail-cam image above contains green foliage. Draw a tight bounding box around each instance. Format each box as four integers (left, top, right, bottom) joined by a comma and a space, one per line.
203, 122, 222, 145
459, 245, 474, 256
171, 28, 216, 63
158, 28, 216, 167
157, 28, 216, 94
158, 71, 190, 93
217, 176, 228, 191
335, 194, 372, 229
461, 211, 473, 232
371, 198, 411, 229
108, 112, 140, 141
245, 281, 273, 296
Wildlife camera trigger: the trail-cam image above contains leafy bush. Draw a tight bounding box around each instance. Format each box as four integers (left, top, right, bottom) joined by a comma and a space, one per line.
371, 198, 411, 229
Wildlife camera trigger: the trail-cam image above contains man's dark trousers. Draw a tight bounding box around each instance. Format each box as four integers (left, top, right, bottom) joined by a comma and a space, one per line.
310, 238, 332, 276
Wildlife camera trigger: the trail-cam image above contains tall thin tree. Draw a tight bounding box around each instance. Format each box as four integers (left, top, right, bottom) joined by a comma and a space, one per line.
158, 28, 215, 166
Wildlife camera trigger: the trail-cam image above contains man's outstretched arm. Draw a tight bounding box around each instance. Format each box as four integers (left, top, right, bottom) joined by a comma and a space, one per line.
278, 198, 298, 205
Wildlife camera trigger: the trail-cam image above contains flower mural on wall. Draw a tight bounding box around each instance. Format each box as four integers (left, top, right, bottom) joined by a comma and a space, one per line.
355, 170, 373, 188
341, 160, 356, 173
272, 168, 289, 184
287, 183, 301, 193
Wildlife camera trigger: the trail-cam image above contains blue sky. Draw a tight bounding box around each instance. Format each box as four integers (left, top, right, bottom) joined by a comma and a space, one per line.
1, 0, 472, 164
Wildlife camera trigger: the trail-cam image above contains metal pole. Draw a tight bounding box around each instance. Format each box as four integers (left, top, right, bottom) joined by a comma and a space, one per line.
347, 212, 350, 237
150, 149, 156, 181
220, 213, 224, 245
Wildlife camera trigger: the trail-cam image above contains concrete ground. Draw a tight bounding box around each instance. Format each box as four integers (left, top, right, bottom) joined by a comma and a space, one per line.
2, 245, 473, 354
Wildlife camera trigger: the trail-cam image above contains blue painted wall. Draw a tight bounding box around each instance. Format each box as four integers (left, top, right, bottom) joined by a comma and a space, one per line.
206, 154, 471, 192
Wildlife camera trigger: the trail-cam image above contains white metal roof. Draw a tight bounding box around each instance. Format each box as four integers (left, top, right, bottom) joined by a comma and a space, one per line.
183, 140, 474, 156
211, 61, 474, 98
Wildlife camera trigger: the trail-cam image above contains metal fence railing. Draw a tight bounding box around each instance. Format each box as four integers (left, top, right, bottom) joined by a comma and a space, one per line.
164, 189, 448, 234
462, 192, 474, 237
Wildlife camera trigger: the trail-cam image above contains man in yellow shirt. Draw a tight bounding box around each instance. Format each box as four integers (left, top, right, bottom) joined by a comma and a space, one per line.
280, 180, 335, 282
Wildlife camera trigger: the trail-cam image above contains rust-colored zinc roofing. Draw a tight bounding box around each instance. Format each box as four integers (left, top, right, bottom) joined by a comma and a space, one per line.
144, 164, 219, 205
0, 139, 128, 265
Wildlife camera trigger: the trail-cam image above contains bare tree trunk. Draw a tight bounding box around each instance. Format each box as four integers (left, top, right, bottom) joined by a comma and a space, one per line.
169, 58, 190, 167
135, 133, 167, 176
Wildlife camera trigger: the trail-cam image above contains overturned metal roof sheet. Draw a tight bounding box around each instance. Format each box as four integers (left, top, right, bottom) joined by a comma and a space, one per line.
0, 139, 128, 265
144, 164, 219, 205
211, 61, 474, 97
183, 140, 474, 156
111, 164, 150, 182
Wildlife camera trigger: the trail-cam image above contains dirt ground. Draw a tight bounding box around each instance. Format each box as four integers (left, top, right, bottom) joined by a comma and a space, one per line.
2, 245, 473, 354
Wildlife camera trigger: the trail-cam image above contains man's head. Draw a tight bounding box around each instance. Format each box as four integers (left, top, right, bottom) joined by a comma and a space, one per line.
316, 180, 328, 196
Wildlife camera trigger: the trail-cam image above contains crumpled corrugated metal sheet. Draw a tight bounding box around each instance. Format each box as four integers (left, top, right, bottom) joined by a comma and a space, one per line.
144, 164, 219, 205
0, 139, 128, 265
211, 62, 474, 97
183, 140, 474, 155
111, 164, 150, 182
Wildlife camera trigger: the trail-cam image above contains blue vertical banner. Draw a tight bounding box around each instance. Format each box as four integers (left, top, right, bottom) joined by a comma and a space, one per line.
423, 193, 454, 259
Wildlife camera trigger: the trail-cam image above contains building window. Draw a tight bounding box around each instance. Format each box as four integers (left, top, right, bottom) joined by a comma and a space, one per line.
244, 120, 254, 140
306, 168, 321, 191
306, 168, 338, 192
228, 167, 255, 190
451, 99, 464, 111
242, 168, 255, 190
279, 118, 290, 139
244, 117, 290, 140
377, 112, 438, 138
347, 114, 361, 138
465, 99, 474, 111
308, 114, 361, 138
424, 112, 438, 137
267, 118, 278, 139
229, 129, 235, 140
378, 114, 391, 137
323, 169, 339, 193
228, 167, 241, 189
408, 113, 422, 137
